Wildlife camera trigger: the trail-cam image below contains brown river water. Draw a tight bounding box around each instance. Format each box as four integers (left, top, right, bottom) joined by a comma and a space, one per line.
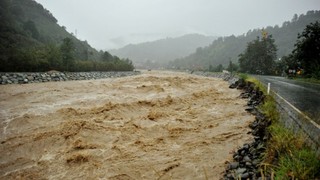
0, 71, 254, 179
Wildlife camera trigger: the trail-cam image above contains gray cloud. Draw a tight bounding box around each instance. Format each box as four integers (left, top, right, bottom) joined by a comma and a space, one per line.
35, 0, 319, 50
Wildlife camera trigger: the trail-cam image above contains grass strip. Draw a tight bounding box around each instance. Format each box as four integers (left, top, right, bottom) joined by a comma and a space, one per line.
246, 76, 320, 179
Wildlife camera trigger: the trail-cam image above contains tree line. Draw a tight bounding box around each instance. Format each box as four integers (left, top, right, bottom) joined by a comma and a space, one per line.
0, 0, 134, 72
169, 11, 320, 72
0, 37, 134, 72
199, 20, 320, 79
238, 21, 320, 79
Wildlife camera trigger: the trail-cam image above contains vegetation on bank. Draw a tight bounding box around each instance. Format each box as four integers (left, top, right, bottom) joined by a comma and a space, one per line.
170, 12, 320, 82
238, 20, 320, 80
0, 0, 134, 72
293, 77, 320, 84
0, 37, 134, 72
245, 76, 320, 179
281, 21, 320, 79
208, 19, 320, 82
239, 35, 277, 75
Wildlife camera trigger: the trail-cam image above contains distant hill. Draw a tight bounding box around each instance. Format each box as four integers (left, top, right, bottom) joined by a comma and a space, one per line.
109, 34, 217, 68
169, 10, 320, 70
0, 0, 134, 72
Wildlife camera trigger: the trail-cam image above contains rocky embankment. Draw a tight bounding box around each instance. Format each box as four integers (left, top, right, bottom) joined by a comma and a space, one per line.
0, 71, 140, 85
224, 79, 271, 180
192, 71, 271, 179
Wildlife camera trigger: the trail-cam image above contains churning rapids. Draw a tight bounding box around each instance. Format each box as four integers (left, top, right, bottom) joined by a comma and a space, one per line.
0, 71, 254, 179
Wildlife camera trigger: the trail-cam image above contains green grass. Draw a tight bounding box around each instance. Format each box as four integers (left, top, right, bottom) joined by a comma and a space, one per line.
293, 77, 320, 84
246, 76, 267, 94
244, 76, 320, 179
276, 148, 320, 179
264, 123, 304, 162
238, 73, 249, 81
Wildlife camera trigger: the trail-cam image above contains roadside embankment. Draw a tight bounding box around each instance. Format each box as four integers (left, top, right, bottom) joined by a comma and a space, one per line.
224, 78, 270, 179
224, 76, 320, 179
0, 71, 140, 85
274, 91, 320, 155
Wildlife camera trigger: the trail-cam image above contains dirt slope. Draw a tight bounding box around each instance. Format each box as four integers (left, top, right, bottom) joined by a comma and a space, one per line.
0, 71, 254, 179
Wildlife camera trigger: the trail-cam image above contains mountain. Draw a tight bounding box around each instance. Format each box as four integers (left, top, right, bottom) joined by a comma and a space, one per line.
0, 0, 134, 72
169, 10, 320, 70
109, 34, 217, 68
0, 0, 100, 60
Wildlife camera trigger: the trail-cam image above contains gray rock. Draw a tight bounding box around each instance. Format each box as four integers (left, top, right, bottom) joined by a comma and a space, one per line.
27, 76, 34, 81
243, 144, 250, 150
228, 162, 239, 170
1, 76, 8, 80
0, 71, 140, 85
241, 172, 249, 179
252, 159, 260, 166
236, 168, 247, 175
226, 173, 234, 179
243, 156, 251, 162
234, 155, 242, 161
245, 162, 252, 167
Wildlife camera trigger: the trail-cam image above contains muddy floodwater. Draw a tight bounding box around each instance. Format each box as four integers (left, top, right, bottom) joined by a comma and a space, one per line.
0, 71, 254, 179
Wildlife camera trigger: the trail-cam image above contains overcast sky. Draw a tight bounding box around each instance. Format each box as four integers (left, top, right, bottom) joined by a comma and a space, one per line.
34, 0, 319, 50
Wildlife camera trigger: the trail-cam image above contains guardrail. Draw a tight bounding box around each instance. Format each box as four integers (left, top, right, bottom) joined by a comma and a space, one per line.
273, 91, 320, 155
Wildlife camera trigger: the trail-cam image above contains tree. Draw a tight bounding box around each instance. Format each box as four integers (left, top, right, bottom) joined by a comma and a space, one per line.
101, 51, 113, 62
215, 64, 224, 72
208, 65, 214, 72
227, 61, 238, 73
60, 37, 75, 71
23, 20, 40, 40
45, 44, 62, 70
238, 35, 277, 74
290, 21, 320, 78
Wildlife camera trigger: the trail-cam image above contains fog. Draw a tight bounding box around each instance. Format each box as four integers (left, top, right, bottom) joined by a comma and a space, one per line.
34, 0, 319, 50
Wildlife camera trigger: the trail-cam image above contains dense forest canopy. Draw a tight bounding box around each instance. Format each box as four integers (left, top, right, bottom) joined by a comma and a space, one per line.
281, 21, 320, 79
239, 35, 277, 75
0, 0, 134, 72
169, 11, 320, 71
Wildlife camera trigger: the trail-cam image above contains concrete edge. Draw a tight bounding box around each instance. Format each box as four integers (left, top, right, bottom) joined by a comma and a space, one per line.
273, 91, 320, 155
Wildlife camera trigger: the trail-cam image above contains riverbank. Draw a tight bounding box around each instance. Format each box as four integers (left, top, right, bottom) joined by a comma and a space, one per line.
0, 71, 140, 85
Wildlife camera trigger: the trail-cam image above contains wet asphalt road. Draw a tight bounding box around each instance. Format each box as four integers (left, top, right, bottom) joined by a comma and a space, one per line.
255, 75, 320, 124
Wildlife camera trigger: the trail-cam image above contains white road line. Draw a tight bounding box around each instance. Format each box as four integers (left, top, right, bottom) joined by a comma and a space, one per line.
264, 78, 320, 94
274, 91, 320, 129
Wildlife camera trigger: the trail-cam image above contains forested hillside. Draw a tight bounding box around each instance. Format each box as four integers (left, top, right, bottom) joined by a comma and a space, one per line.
109, 34, 216, 68
169, 11, 320, 70
0, 0, 134, 72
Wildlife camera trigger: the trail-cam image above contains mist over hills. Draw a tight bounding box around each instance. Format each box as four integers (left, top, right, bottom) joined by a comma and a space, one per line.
1, 0, 318, 72
169, 10, 320, 70
109, 34, 217, 68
